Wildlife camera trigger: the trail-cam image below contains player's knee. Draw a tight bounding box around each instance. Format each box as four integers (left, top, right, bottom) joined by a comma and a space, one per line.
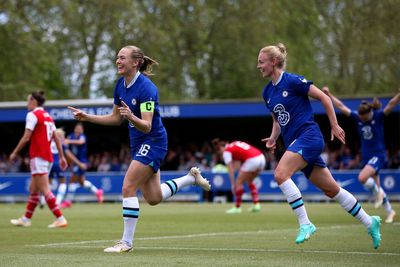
274, 168, 288, 184
147, 196, 162, 206
358, 174, 366, 184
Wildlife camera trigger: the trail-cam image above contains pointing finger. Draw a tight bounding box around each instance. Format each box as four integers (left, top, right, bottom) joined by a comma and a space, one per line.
67, 106, 80, 112
121, 101, 129, 108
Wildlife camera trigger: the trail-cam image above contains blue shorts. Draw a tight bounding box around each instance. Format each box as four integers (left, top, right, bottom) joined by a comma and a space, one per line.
131, 137, 168, 173
72, 159, 87, 177
287, 128, 326, 178
362, 154, 386, 174
49, 163, 65, 179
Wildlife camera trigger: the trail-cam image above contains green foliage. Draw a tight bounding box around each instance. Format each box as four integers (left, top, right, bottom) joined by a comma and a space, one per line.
0, 0, 399, 101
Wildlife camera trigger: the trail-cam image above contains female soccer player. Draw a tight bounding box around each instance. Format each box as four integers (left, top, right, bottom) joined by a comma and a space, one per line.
212, 139, 265, 213
49, 128, 87, 205
68, 45, 211, 253
60, 123, 103, 208
257, 43, 381, 248
10, 91, 68, 228
323, 87, 399, 223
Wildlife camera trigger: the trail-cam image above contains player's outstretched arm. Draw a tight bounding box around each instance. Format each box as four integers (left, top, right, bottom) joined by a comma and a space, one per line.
68, 105, 122, 126
383, 90, 400, 115
321, 86, 351, 117
309, 85, 346, 144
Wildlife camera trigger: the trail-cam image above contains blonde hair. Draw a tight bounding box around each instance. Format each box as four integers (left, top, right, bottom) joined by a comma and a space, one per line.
123, 45, 159, 76
260, 43, 287, 69
55, 128, 65, 138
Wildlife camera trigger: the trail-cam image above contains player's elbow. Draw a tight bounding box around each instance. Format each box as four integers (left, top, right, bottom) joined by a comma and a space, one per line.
142, 122, 152, 133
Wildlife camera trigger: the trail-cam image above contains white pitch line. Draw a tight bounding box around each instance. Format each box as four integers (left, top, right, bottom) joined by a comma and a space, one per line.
28, 224, 361, 248
136, 246, 400, 256
28, 224, 400, 257
41, 245, 400, 257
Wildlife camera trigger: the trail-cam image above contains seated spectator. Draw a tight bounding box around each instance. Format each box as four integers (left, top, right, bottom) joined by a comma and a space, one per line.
110, 155, 121, 172
338, 145, 359, 170
97, 155, 111, 172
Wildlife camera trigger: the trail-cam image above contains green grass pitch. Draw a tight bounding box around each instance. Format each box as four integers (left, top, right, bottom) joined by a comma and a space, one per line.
1, 202, 399, 267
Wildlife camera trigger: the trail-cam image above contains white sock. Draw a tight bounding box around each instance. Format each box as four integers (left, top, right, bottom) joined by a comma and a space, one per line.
83, 180, 98, 194
333, 187, 372, 228
39, 195, 46, 206
364, 178, 379, 195
279, 179, 310, 225
121, 197, 139, 247
381, 189, 393, 214
56, 183, 67, 205
65, 183, 79, 201
161, 174, 195, 200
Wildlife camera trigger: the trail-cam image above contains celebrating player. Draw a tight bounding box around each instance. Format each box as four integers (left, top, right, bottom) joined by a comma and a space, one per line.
212, 139, 265, 213
68, 45, 211, 253
9, 91, 68, 228
258, 43, 381, 248
323, 87, 399, 223
60, 123, 103, 208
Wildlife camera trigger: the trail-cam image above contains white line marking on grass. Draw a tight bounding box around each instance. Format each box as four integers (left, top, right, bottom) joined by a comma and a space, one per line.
44, 245, 400, 257
29, 224, 400, 257
28, 224, 361, 247
135, 246, 400, 257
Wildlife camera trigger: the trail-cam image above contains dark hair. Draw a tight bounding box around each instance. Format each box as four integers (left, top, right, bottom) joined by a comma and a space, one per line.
358, 97, 381, 115
211, 138, 227, 151
30, 91, 45, 106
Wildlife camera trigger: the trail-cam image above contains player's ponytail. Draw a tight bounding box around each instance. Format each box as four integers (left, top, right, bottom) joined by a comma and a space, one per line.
124, 45, 158, 76
140, 55, 159, 76
31, 90, 46, 106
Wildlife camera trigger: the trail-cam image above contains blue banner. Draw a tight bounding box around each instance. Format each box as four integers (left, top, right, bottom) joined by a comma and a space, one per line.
1, 170, 399, 202
0, 97, 397, 122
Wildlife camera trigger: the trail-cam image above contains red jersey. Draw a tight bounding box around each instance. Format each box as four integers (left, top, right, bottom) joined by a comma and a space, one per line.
223, 141, 262, 163
25, 107, 55, 162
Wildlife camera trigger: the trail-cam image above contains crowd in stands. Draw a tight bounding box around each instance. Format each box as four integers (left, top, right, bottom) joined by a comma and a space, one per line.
1, 141, 400, 174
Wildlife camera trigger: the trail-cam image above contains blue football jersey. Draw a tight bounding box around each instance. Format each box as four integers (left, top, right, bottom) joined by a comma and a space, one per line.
68, 133, 87, 161
262, 72, 320, 147
350, 109, 386, 159
113, 73, 167, 150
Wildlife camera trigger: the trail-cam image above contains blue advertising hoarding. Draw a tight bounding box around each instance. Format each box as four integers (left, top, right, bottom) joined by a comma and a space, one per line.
0, 97, 397, 122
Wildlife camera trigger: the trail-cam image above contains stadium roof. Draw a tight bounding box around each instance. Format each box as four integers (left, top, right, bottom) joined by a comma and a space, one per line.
0, 97, 397, 122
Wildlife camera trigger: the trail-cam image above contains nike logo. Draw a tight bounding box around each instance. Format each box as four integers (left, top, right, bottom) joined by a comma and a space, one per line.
270, 180, 279, 189
336, 179, 354, 188
0, 181, 12, 191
